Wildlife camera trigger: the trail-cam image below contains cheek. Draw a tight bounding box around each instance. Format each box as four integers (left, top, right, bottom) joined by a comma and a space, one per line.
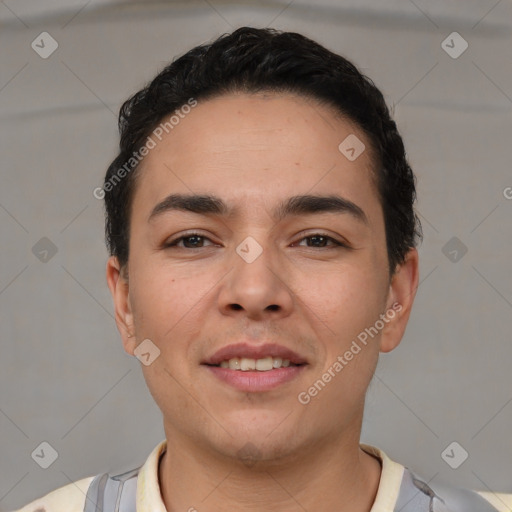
128, 260, 217, 359
129, 260, 190, 323
292, 260, 386, 339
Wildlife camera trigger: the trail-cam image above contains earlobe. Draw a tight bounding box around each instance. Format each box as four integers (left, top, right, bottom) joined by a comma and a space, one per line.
106, 256, 137, 356
380, 248, 420, 353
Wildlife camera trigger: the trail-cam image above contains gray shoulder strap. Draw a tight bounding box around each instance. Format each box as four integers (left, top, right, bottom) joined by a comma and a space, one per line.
395, 467, 499, 511
83, 464, 499, 512
430, 479, 500, 512
83, 467, 139, 512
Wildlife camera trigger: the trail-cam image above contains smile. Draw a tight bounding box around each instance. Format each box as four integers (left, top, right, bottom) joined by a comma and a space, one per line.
215, 356, 296, 371
202, 342, 308, 392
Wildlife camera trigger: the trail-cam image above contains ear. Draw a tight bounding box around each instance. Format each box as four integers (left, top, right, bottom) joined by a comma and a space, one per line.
379, 248, 419, 353
106, 256, 137, 356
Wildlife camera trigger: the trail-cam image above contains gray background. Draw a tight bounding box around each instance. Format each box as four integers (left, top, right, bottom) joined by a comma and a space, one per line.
1, 0, 511, 509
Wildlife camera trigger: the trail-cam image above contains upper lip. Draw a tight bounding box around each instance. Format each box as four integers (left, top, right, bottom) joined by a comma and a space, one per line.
203, 343, 308, 366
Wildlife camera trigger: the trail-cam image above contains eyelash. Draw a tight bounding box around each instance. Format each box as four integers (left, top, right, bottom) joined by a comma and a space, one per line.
164, 232, 348, 250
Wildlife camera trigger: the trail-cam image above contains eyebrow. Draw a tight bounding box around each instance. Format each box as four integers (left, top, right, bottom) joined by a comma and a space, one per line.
148, 193, 369, 225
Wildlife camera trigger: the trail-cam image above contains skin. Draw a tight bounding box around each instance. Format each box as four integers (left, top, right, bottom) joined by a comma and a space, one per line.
107, 92, 419, 512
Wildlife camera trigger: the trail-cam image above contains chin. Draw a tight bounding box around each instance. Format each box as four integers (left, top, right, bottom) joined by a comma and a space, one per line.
223, 406, 297, 436
213, 413, 307, 463
217, 435, 304, 470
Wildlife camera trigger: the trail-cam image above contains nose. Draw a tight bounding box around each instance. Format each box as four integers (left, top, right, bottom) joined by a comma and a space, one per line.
217, 238, 294, 321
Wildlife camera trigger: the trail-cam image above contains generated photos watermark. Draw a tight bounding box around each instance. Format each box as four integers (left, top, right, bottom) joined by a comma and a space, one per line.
93, 97, 198, 200
298, 302, 402, 405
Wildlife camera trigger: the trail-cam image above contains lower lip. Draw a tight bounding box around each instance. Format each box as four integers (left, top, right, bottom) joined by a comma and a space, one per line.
204, 365, 306, 392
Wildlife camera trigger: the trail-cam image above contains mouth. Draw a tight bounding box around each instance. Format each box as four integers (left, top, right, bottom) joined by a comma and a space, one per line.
202, 343, 308, 392
208, 356, 300, 371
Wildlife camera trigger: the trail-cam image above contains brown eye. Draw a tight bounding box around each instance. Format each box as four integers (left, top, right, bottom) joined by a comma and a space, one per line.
296, 234, 346, 249
165, 233, 214, 249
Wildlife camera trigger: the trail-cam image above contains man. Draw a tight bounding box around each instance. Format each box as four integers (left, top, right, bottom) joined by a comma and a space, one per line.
16, 27, 511, 512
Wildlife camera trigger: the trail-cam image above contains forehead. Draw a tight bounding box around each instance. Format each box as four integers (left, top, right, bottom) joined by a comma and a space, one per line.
131, 92, 383, 229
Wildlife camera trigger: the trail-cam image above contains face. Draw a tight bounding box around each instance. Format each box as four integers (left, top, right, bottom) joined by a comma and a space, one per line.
107, 92, 418, 464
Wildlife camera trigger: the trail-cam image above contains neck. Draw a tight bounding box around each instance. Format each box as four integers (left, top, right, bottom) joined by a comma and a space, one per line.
158, 428, 382, 512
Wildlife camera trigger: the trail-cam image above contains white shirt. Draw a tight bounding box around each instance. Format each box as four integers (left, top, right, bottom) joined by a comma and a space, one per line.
14, 440, 512, 512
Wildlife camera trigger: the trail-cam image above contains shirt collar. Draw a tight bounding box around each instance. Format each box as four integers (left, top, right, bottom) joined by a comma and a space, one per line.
137, 440, 405, 512
136, 439, 167, 512
361, 444, 405, 512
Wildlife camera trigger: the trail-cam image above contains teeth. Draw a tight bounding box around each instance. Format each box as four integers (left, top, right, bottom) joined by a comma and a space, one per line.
240, 358, 256, 371
228, 357, 241, 370
218, 356, 293, 371
256, 356, 273, 371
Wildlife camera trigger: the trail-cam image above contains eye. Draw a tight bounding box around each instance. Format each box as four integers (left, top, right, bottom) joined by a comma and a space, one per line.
164, 233, 215, 249
295, 233, 347, 249
163, 232, 348, 250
